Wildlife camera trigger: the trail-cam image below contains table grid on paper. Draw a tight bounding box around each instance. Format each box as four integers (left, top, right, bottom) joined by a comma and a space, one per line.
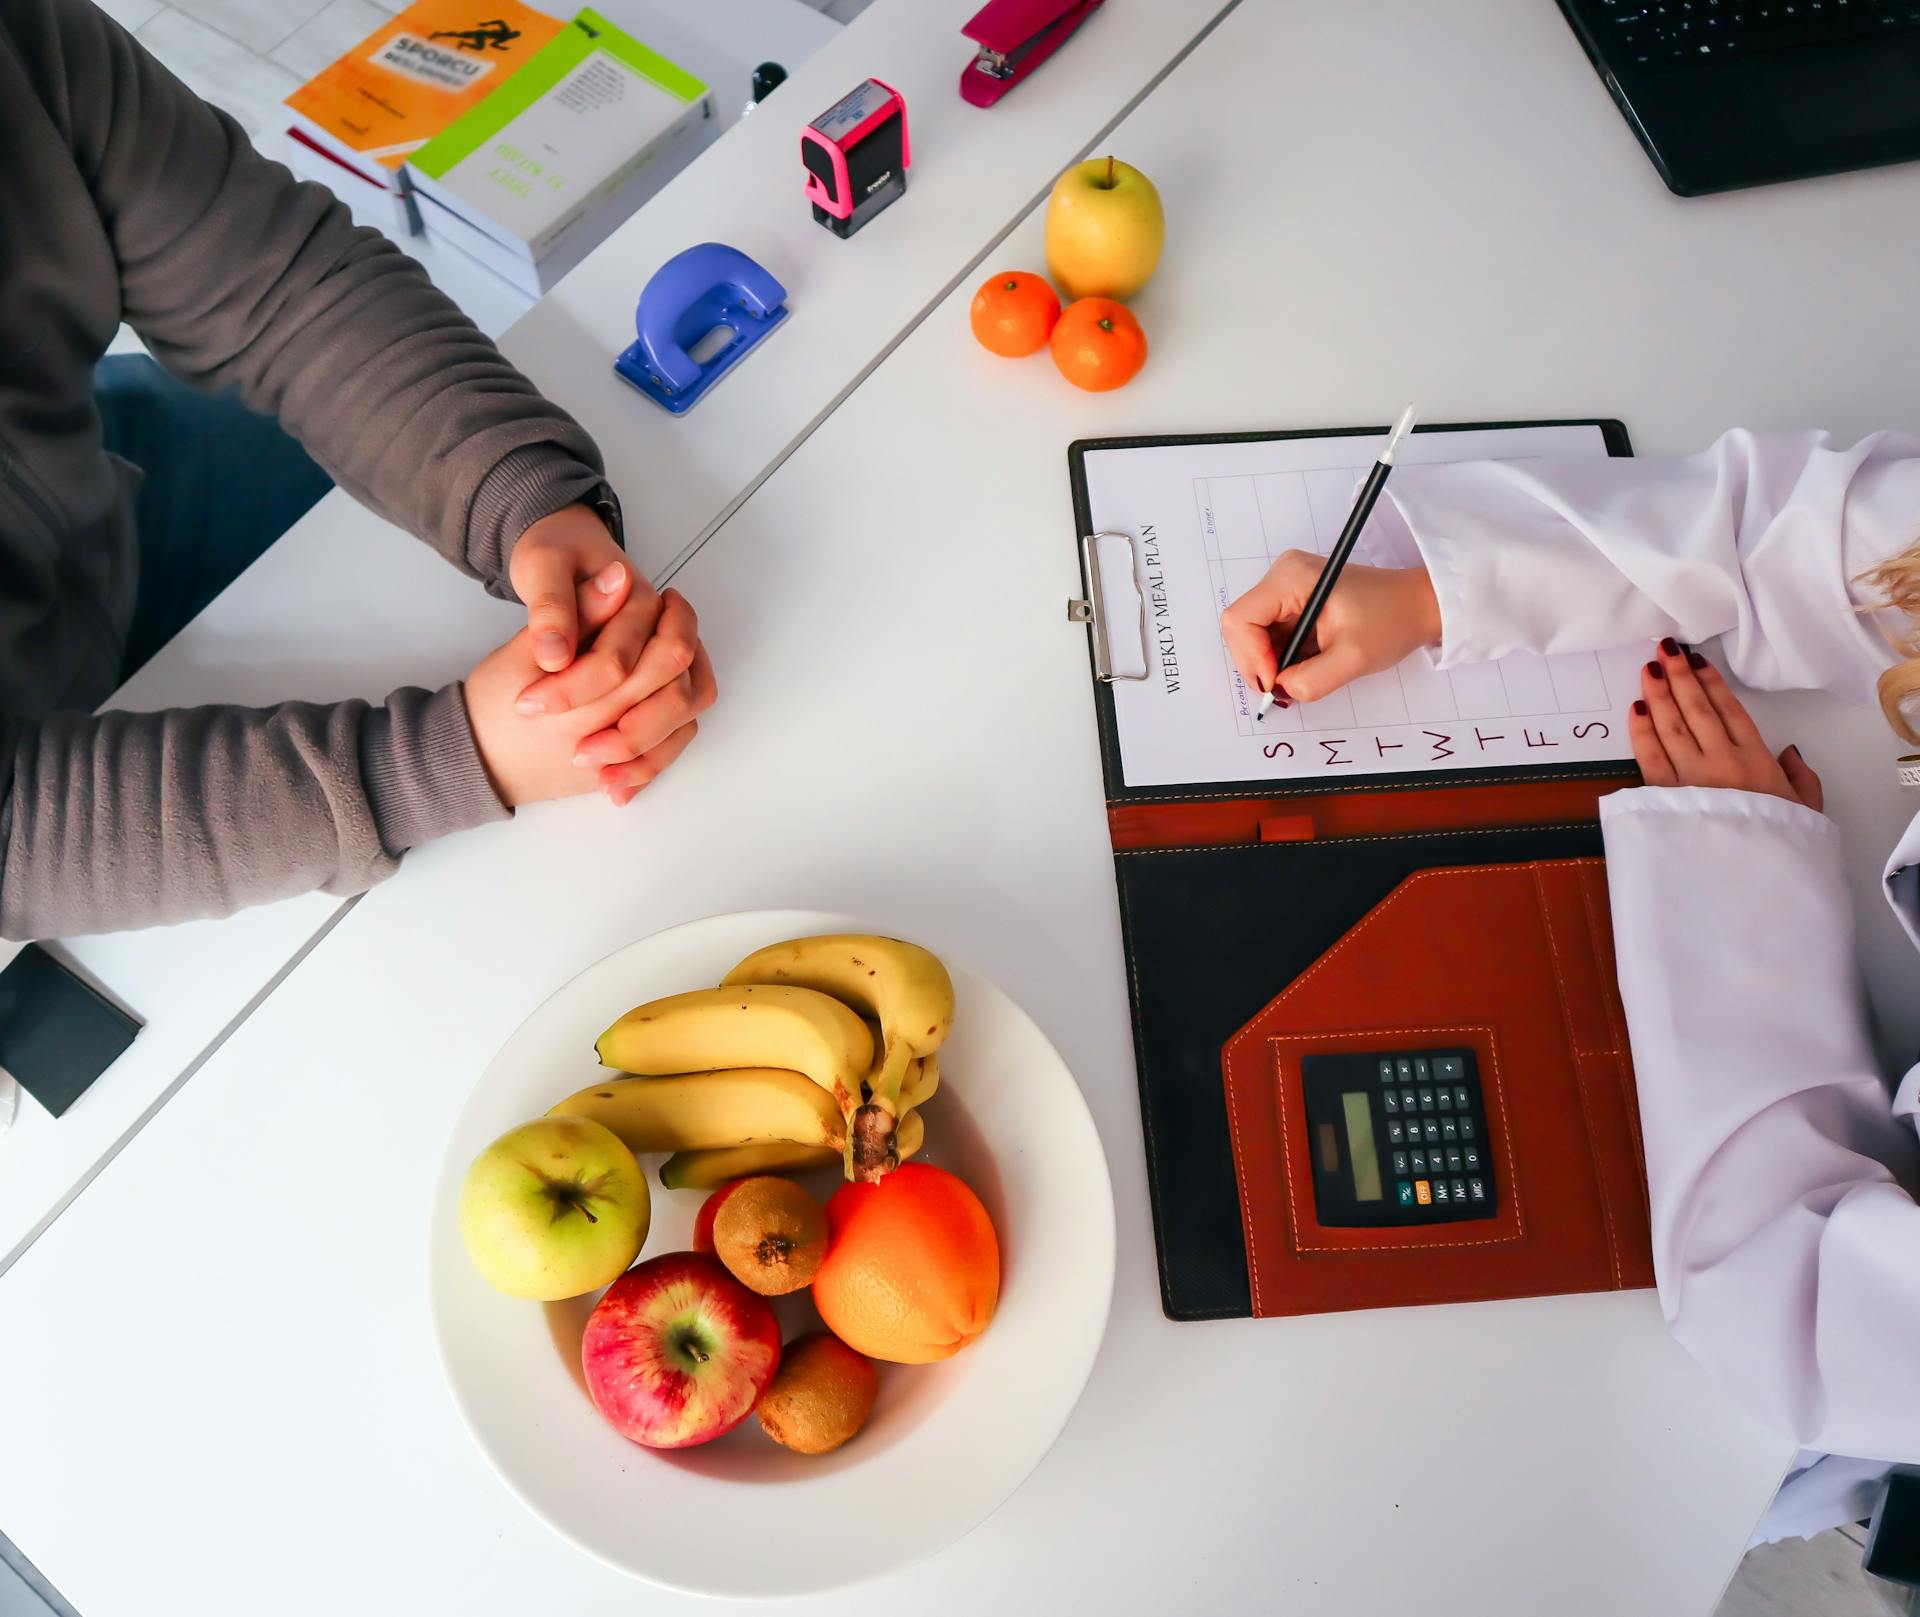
1193, 470, 1639, 737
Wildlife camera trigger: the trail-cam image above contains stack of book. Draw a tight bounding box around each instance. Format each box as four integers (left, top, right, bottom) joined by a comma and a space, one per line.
283, 4, 713, 296
284, 0, 562, 233
406, 8, 714, 295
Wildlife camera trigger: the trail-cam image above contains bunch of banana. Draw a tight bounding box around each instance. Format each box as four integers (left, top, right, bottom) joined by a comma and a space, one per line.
721, 934, 954, 1182
550, 1055, 932, 1158
570, 936, 957, 1188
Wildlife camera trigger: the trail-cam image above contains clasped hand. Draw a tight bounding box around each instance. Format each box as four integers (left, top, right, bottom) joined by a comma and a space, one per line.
465, 505, 717, 809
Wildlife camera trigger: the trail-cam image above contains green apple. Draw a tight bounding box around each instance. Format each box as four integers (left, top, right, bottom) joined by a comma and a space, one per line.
1044, 156, 1165, 302
459, 1116, 649, 1300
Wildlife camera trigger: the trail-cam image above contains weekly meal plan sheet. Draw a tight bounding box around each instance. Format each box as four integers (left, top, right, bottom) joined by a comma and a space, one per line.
1080, 424, 1644, 790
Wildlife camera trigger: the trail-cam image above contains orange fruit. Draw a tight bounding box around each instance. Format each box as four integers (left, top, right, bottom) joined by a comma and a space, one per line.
970, 270, 1061, 358
811, 1163, 999, 1364
757, 1332, 879, 1454
1049, 297, 1146, 392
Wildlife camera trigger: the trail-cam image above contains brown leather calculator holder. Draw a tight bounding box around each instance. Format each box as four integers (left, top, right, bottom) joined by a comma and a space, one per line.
1103, 779, 1655, 1322
1221, 860, 1652, 1317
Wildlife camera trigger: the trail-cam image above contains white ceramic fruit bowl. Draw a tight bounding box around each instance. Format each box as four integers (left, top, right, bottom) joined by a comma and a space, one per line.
428, 910, 1116, 1598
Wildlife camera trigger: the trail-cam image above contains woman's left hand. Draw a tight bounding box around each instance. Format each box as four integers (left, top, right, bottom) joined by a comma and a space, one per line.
1632, 638, 1824, 812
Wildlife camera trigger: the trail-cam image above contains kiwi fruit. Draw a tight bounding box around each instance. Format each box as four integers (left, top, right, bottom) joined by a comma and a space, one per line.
758, 1332, 878, 1455
711, 1176, 828, 1296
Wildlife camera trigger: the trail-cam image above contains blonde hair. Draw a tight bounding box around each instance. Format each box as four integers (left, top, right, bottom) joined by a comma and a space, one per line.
1860, 544, 1920, 745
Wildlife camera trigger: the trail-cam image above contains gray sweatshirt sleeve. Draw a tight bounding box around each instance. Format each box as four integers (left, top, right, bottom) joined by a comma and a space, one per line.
57, 0, 608, 583
1, 685, 507, 940
0, 0, 631, 938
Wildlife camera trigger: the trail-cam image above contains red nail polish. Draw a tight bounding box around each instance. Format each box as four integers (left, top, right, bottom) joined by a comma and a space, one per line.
1687, 651, 1708, 670
1660, 637, 1680, 657
1645, 660, 1665, 681
1632, 699, 1649, 716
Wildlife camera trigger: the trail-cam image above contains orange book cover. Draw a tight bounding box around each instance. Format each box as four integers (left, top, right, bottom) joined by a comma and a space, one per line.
284, 0, 564, 170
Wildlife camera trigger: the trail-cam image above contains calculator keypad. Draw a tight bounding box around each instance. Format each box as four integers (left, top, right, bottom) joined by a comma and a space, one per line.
1302, 1047, 1498, 1226
1380, 1050, 1491, 1220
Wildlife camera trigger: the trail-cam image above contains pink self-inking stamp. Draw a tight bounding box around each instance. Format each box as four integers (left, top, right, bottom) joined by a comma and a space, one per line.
801, 79, 909, 239
959, 0, 1105, 107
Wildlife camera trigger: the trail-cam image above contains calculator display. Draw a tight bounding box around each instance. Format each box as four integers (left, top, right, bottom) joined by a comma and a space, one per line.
1300, 1048, 1497, 1227
1340, 1091, 1382, 1201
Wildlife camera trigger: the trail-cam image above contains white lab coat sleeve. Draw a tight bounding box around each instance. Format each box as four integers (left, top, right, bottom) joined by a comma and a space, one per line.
1600, 784, 1920, 1459
1375, 429, 1920, 705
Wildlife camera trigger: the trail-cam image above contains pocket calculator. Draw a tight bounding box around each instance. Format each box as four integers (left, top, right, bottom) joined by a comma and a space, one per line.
1301, 1049, 1497, 1226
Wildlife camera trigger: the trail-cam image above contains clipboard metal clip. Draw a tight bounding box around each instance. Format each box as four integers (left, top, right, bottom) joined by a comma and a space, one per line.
1067, 530, 1150, 683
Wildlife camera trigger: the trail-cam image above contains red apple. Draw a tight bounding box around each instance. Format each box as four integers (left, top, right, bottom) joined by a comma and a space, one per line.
691, 1180, 747, 1256
581, 1252, 780, 1448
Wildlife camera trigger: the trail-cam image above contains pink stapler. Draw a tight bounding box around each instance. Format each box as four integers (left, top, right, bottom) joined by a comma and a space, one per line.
959, 0, 1105, 108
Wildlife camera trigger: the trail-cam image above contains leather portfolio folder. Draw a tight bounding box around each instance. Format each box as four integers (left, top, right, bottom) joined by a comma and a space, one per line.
1069, 421, 1656, 1321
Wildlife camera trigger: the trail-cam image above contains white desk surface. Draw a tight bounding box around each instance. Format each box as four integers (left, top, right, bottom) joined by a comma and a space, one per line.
0, 0, 1237, 1270
10, 0, 1920, 1611
446, 0, 1241, 588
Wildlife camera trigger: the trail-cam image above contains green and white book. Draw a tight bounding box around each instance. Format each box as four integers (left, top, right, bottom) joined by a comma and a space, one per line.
405, 9, 711, 293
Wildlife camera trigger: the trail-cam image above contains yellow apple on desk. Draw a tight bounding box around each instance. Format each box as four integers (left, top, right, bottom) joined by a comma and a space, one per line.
1044, 156, 1165, 301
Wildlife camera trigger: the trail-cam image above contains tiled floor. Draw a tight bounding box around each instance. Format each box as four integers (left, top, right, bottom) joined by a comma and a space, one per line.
97, 0, 398, 140
1716, 1526, 1915, 1617
12, 2, 1912, 1615
271, 0, 393, 83
0, 1529, 73, 1617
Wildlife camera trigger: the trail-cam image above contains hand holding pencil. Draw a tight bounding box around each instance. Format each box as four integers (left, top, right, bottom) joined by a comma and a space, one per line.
1218, 406, 1442, 711
1219, 558, 1443, 708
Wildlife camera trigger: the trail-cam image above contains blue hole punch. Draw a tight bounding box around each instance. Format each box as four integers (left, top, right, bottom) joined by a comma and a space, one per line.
614, 243, 790, 415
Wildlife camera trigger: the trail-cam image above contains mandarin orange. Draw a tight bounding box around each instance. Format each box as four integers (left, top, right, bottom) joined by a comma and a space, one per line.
1049, 297, 1146, 391
969, 270, 1061, 358
811, 1163, 1000, 1364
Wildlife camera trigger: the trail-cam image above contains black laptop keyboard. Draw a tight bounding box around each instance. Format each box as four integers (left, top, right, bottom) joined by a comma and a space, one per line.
1591, 0, 1920, 70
